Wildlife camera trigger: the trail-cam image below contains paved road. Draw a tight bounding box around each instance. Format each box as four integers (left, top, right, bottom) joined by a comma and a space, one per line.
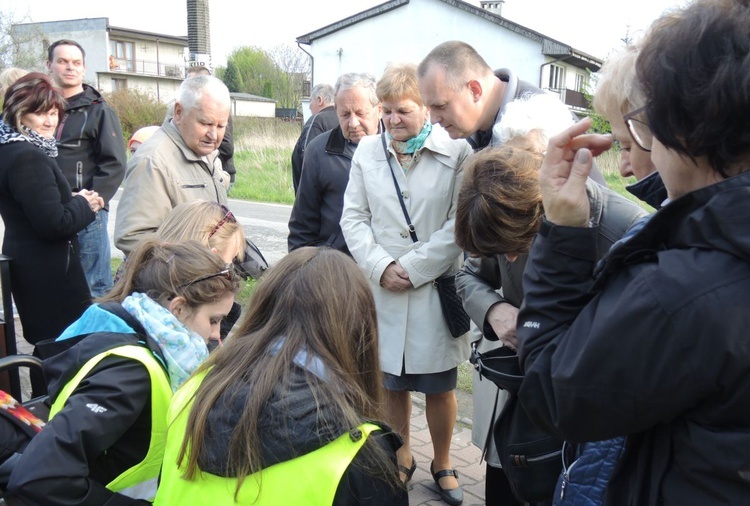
107, 188, 292, 266
0, 189, 293, 266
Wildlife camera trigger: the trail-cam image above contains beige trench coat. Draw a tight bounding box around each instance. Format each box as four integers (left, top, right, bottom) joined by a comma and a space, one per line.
341, 126, 472, 376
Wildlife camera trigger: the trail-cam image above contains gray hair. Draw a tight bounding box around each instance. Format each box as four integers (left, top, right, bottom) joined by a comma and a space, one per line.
177, 75, 230, 112
310, 83, 334, 106
333, 73, 379, 107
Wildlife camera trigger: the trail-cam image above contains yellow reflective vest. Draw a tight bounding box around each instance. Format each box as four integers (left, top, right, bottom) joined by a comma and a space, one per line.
154, 372, 379, 505
50, 344, 172, 502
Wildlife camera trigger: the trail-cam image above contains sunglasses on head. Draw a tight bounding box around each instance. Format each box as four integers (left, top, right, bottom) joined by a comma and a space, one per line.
179, 267, 234, 290
208, 205, 236, 239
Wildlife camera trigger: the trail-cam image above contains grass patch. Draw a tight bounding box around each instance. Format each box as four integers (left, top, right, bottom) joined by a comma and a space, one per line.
229, 117, 299, 204
111, 257, 123, 278
597, 148, 656, 212
457, 362, 473, 394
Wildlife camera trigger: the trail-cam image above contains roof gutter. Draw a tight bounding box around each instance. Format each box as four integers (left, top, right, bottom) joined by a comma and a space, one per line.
297, 41, 313, 93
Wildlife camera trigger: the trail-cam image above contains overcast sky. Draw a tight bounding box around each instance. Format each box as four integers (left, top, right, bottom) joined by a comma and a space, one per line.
3, 0, 686, 67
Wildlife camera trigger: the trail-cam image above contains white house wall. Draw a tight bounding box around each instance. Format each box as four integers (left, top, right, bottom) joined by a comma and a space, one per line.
15, 18, 110, 83
309, 0, 544, 86
231, 100, 276, 118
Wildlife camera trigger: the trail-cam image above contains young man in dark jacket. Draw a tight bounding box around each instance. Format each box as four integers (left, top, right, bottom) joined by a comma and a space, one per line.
47, 39, 127, 297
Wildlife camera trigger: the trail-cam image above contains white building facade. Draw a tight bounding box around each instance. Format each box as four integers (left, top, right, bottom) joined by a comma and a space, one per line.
297, 0, 601, 112
14, 18, 188, 103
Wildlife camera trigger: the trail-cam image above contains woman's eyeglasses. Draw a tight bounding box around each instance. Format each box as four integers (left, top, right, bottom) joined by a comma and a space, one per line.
208, 205, 236, 239
623, 106, 653, 152
179, 268, 234, 289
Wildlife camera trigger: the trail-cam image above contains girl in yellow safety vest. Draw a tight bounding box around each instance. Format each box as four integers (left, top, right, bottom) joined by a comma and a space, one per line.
6, 240, 240, 505
156, 247, 408, 505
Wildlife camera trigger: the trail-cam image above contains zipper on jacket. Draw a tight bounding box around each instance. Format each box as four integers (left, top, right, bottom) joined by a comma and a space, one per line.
181, 183, 207, 189
76, 161, 83, 191
559, 441, 579, 501
66, 241, 72, 274
511, 448, 562, 466
56, 112, 70, 141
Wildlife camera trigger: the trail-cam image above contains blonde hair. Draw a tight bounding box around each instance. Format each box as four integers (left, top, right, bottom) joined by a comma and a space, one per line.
376, 62, 422, 104
592, 44, 646, 121
0, 67, 29, 100
156, 200, 245, 262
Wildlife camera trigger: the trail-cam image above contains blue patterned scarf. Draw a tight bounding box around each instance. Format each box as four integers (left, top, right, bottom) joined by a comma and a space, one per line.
0, 119, 58, 157
121, 292, 209, 391
389, 121, 432, 171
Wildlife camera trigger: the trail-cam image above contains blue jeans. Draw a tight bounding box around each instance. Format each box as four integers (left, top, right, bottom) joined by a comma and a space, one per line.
78, 209, 113, 297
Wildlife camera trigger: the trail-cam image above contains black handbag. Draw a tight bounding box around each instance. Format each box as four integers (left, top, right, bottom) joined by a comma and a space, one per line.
381, 134, 470, 338
471, 344, 564, 503
433, 274, 471, 337
233, 237, 268, 280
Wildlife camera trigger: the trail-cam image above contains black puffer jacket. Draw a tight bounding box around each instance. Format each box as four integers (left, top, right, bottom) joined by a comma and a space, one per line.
55, 84, 127, 208
518, 171, 750, 505
199, 365, 408, 506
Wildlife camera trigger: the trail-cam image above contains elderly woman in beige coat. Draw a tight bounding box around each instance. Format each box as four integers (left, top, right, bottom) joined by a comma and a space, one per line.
341, 63, 471, 506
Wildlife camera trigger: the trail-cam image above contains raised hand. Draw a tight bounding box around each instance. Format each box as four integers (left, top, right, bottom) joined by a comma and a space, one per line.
539, 118, 613, 227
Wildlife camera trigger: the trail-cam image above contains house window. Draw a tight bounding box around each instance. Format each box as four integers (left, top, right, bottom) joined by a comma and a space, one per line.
575, 73, 587, 92
111, 78, 127, 91
110, 40, 135, 72
549, 64, 565, 90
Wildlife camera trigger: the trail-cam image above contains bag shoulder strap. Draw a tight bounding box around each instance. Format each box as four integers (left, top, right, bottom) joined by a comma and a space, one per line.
381, 133, 418, 243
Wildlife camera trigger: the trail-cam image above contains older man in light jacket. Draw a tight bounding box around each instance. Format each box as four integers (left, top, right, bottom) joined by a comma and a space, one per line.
114, 76, 231, 256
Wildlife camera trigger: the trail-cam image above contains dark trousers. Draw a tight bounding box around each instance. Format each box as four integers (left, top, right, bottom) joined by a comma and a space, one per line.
485, 464, 523, 506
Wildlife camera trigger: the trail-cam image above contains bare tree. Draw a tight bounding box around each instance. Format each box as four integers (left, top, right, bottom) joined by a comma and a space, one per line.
0, 11, 46, 71
267, 44, 310, 110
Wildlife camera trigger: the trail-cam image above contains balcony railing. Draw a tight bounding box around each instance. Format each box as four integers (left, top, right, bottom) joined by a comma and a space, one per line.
108, 57, 186, 79
546, 87, 590, 110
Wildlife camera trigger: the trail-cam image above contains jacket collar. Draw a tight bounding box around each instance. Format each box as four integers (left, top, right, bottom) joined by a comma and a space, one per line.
627, 171, 668, 210
64, 84, 103, 110
325, 120, 385, 156
42, 302, 168, 401
324, 125, 349, 156
376, 124, 455, 163
597, 169, 750, 280
163, 118, 218, 167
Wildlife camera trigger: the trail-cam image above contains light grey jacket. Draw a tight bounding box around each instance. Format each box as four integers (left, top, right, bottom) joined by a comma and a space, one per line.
114, 120, 229, 255
341, 126, 472, 375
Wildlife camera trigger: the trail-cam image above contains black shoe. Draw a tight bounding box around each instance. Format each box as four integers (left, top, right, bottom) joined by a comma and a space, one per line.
399, 457, 417, 484
431, 460, 463, 506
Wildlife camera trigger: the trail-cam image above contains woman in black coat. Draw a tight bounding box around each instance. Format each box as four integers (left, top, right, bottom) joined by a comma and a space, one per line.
0, 73, 102, 350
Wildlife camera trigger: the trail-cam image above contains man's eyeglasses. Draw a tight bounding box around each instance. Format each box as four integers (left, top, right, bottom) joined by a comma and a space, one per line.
208, 205, 236, 239
623, 106, 652, 152
179, 268, 234, 289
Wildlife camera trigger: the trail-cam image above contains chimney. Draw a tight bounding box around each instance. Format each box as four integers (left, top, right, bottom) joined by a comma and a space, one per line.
187, 0, 212, 69
480, 1, 505, 16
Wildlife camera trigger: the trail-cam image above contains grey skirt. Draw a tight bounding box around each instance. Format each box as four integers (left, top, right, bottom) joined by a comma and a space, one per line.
383, 366, 457, 395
